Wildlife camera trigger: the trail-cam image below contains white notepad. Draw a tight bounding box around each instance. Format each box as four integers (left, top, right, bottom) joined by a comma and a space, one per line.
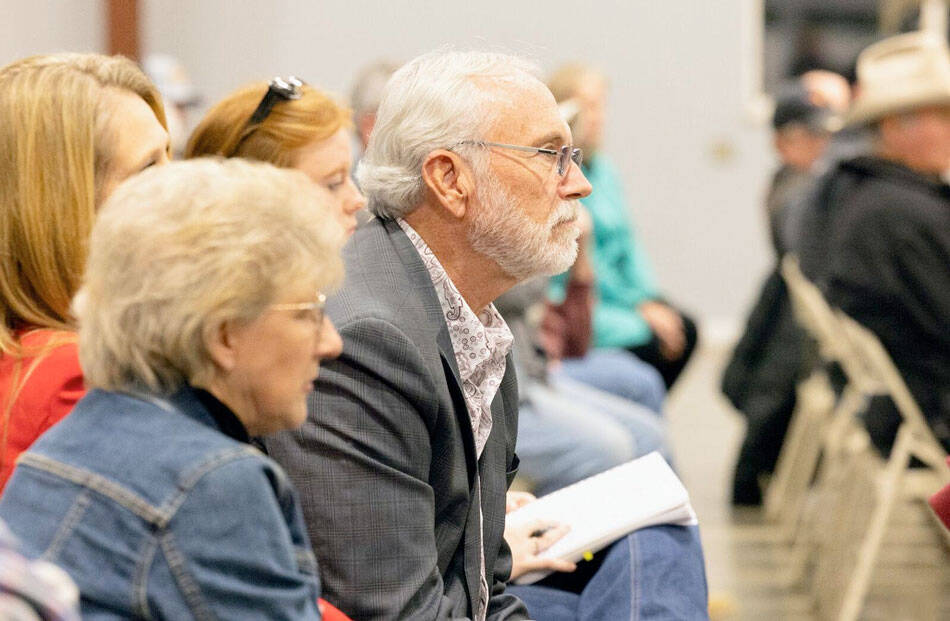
507, 451, 698, 585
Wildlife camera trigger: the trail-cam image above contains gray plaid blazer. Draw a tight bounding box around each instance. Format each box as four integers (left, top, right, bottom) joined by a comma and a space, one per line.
264, 217, 528, 620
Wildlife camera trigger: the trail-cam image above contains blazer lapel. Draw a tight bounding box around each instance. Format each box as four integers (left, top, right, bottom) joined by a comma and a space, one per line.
385, 219, 483, 616
385, 219, 479, 483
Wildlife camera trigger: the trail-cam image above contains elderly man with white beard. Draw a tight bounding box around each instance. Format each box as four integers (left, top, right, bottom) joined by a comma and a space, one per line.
265, 50, 708, 621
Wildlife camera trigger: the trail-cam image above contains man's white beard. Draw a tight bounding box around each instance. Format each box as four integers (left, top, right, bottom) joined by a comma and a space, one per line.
468, 177, 580, 281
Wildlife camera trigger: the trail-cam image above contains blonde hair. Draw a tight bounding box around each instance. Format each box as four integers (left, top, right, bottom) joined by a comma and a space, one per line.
547, 62, 605, 104
0, 53, 167, 354
75, 158, 344, 393
185, 81, 351, 168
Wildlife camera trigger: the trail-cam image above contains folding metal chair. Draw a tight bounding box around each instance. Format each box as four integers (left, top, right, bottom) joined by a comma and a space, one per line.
826, 311, 950, 621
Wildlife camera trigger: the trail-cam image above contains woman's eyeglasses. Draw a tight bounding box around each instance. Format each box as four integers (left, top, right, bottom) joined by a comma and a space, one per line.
268, 292, 327, 329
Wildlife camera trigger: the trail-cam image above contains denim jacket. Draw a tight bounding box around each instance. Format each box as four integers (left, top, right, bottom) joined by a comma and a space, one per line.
0, 386, 322, 621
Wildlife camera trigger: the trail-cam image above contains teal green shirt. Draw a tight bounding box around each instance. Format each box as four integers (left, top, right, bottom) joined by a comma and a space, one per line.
550, 155, 658, 348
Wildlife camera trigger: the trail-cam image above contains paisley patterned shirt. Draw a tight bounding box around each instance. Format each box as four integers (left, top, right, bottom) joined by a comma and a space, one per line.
397, 219, 513, 456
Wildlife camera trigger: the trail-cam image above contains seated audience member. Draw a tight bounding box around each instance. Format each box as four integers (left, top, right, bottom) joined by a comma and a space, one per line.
495, 210, 669, 496
798, 32, 950, 455
765, 84, 839, 255
540, 248, 666, 412
547, 63, 699, 390
0, 53, 170, 493
186, 76, 365, 235
721, 77, 844, 505
0, 159, 346, 619
350, 60, 401, 153
0, 519, 80, 621
264, 49, 707, 621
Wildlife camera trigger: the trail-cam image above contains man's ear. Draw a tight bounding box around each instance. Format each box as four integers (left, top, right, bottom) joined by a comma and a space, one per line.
421, 150, 474, 219
204, 320, 239, 374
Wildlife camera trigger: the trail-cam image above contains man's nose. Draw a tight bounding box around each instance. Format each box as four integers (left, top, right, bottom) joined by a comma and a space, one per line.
559, 161, 592, 200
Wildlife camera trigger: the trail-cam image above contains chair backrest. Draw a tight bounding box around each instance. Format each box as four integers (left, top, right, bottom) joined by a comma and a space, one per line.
781, 255, 839, 354
835, 310, 950, 473
780, 255, 882, 394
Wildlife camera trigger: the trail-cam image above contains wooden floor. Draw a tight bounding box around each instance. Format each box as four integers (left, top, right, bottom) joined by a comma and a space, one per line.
665, 341, 950, 621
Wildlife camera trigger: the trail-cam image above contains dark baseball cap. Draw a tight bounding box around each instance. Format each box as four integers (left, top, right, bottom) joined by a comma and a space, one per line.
772, 85, 840, 132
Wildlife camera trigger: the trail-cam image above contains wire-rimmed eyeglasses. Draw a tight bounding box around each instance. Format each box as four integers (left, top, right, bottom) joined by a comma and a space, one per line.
454, 140, 583, 176
268, 292, 327, 328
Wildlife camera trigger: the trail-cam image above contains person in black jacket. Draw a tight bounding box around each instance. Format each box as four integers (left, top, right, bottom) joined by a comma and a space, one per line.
723, 77, 845, 506
797, 32, 950, 455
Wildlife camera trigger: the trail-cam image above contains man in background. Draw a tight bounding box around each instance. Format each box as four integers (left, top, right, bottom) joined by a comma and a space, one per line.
723, 72, 845, 506
805, 32, 950, 455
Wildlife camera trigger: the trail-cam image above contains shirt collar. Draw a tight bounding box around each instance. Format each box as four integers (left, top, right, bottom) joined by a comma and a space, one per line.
395, 218, 513, 364
192, 388, 251, 444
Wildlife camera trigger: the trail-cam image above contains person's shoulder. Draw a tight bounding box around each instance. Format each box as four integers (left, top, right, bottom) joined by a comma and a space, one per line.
336, 220, 408, 304
843, 157, 947, 215
36, 390, 258, 491
331, 219, 438, 337
844, 177, 946, 234
5, 330, 84, 427
15, 329, 81, 380
172, 447, 292, 521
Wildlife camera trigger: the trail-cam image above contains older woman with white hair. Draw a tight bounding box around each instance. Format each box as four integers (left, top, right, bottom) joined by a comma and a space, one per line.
0, 158, 348, 620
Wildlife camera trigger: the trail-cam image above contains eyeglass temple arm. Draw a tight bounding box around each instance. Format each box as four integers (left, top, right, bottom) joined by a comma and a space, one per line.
474, 141, 559, 155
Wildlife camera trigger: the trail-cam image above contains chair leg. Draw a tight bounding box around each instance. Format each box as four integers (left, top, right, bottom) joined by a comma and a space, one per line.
836, 424, 913, 621
764, 392, 813, 522
766, 373, 832, 527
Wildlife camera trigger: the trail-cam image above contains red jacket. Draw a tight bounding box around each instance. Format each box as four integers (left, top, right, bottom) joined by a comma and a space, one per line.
930, 458, 950, 531
318, 599, 352, 621
0, 329, 84, 493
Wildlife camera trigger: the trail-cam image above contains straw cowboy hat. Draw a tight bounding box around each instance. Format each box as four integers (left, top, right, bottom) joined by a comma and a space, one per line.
846, 31, 950, 126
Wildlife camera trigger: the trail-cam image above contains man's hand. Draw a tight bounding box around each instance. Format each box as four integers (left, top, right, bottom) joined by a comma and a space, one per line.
505, 491, 537, 513
504, 518, 576, 580
504, 491, 576, 580
638, 300, 685, 360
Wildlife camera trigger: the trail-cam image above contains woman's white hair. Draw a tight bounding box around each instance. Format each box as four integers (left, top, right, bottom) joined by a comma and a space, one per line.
356, 49, 541, 220
75, 158, 344, 393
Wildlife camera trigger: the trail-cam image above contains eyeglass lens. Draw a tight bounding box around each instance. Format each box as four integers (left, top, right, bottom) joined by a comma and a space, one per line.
558, 146, 583, 176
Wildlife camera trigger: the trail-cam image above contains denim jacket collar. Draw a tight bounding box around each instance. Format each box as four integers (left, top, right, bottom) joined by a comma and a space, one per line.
120, 384, 250, 444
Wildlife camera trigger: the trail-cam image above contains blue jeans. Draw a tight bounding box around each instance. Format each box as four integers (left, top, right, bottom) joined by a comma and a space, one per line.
517, 376, 670, 497
508, 525, 709, 621
555, 349, 666, 413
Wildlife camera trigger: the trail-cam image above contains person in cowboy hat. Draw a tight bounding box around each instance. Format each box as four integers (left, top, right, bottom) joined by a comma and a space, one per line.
796, 31, 950, 456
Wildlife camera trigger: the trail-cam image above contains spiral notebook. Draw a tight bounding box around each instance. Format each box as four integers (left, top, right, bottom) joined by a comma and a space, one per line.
507, 451, 698, 585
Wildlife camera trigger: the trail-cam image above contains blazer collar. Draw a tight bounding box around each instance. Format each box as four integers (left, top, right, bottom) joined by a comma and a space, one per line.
382, 218, 464, 385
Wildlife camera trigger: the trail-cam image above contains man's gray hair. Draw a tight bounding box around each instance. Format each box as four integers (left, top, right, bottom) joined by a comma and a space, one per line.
75, 158, 344, 393
356, 49, 541, 220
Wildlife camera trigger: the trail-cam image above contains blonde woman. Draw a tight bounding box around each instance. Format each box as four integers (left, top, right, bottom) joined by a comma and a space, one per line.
186, 76, 366, 236
0, 53, 169, 491
0, 159, 347, 619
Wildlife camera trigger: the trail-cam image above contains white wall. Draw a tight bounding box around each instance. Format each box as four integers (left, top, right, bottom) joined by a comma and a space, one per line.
0, 0, 103, 64
3, 0, 777, 337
